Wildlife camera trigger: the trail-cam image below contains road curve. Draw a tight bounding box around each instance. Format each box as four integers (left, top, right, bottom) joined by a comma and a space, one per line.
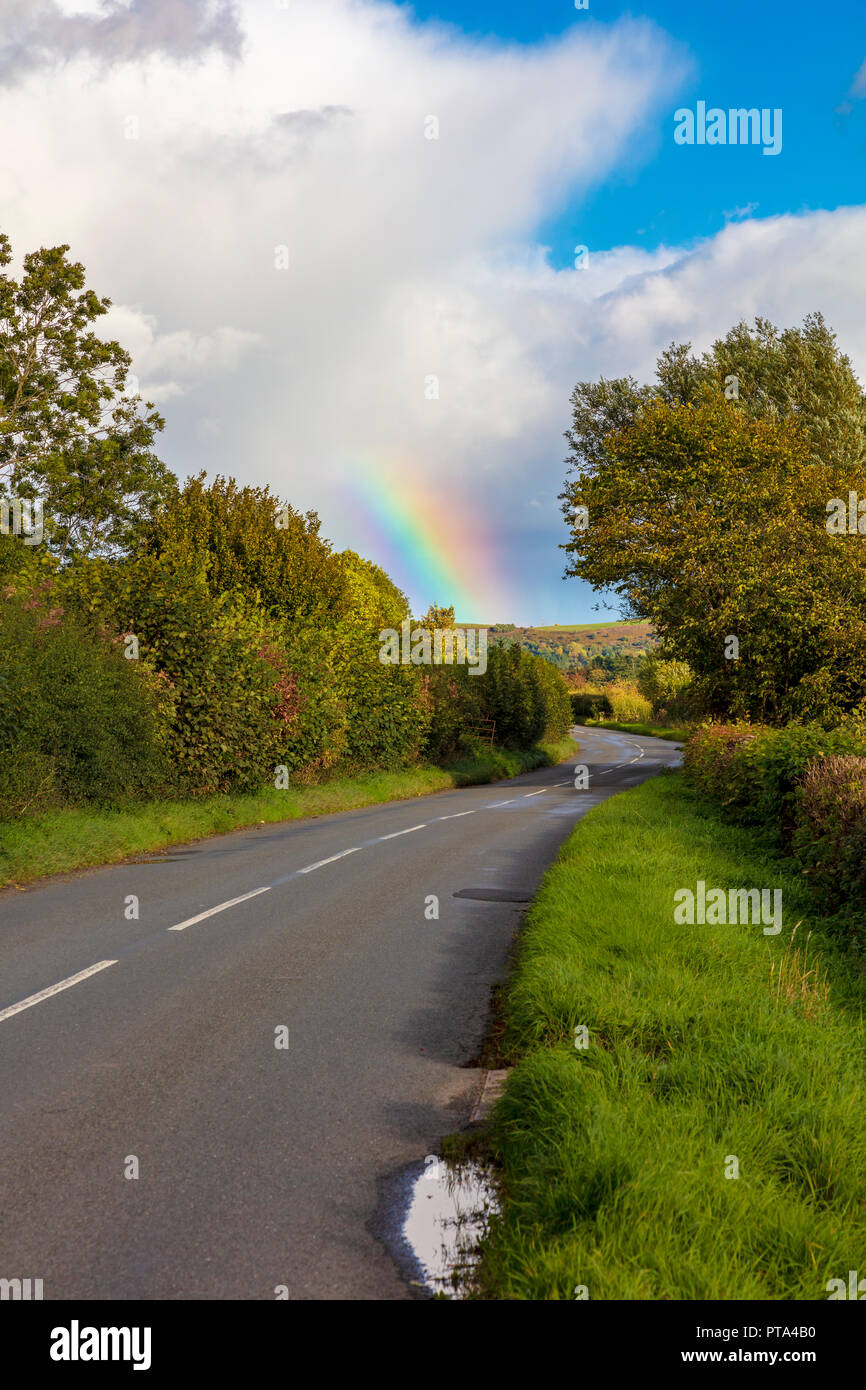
0, 726, 680, 1300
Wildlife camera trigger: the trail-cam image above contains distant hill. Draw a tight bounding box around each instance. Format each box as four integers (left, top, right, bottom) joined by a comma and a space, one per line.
452, 620, 656, 674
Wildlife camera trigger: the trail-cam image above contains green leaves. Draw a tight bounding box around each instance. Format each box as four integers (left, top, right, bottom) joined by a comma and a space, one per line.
560, 312, 866, 724
0, 231, 170, 560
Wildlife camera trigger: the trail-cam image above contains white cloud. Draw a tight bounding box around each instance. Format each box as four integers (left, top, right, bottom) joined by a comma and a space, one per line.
102, 304, 259, 402
0, 0, 241, 82
1, 0, 863, 619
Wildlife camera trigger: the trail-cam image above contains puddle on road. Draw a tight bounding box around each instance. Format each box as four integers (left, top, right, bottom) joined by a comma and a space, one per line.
404, 1158, 499, 1297
376, 1156, 499, 1298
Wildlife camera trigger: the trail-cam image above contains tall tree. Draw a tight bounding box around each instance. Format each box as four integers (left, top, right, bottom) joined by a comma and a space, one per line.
0, 232, 171, 558
564, 396, 866, 722
561, 313, 866, 539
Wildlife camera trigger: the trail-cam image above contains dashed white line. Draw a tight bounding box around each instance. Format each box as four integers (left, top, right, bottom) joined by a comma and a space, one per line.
0, 960, 118, 1025
438, 810, 477, 820
297, 848, 362, 874
486, 799, 517, 807
168, 885, 272, 930
523, 789, 547, 797
378, 824, 426, 841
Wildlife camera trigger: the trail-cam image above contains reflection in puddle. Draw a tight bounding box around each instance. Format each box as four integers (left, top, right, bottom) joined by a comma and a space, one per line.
402, 1157, 499, 1298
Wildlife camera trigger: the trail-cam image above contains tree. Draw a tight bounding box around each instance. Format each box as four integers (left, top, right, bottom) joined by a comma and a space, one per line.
0, 233, 171, 558
560, 313, 866, 723
637, 653, 692, 711
564, 396, 866, 722
335, 550, 409, 629
561, 314, 866, 527
137, 473, 345, 626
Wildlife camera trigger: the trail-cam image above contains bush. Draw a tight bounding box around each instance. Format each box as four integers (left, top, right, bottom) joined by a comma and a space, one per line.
0, 585, 168, 816
330, 622, 428, 772
683, 724, 766, 815
100, 555, 307, 795
571, 691, 612, 720
684, 722, 866, 937
637, 654, 693, 711
792, 756, 866, 921
480, 643, 571, 747
606, 682, 653, 724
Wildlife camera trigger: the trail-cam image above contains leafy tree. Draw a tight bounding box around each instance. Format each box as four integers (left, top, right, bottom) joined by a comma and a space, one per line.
335, 550, 409, 629
565, 397, 866, 722
0, 232, 171, 558
137, 473, 345, 626
561, 314, 866, 519
637, 653, 692, 710
561, 314, 866, 723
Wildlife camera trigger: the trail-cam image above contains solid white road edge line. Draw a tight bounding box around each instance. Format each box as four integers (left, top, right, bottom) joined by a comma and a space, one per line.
0, 959, 118, 1025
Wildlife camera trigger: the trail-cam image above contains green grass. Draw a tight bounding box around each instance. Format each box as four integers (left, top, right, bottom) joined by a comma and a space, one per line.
478, 772, 866, 1300
587, 718, 690, 742
0, 738, 577, 888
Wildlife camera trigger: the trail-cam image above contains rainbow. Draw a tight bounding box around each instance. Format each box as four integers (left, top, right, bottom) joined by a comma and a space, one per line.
348, 462, 503, 621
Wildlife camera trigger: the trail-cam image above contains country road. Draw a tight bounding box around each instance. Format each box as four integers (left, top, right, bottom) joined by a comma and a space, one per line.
0, 726, 680, 1300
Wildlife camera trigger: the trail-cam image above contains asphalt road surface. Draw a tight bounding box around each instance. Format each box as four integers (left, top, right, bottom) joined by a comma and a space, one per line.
0, 725, 681, 1300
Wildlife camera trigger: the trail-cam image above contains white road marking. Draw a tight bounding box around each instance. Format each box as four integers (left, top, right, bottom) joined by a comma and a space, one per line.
297, 848, 362, 874
167, 885, 272, 930
523, 789, 547, 797
0, 960, 117, 1025
378, 824, 426, 840
486, 799, 517, 807
438, 810, 477, 820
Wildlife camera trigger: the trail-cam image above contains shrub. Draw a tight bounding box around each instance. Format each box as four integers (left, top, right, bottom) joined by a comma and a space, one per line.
637, 654, 693, 711
606, 682, 653, 724
0, 585, 168, 816
792, 756, 866, 920
331, 622, 428, 772
683, 724, 767, 819
685, 723, 866, 937
571, 691, 612, 720
480, 643, 571, 747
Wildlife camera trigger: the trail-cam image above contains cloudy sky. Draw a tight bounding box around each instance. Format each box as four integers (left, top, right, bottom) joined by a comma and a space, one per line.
3, 0, 865, 621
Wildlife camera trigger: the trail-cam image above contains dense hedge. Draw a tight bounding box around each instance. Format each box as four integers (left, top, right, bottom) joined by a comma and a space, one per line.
0, 584, 168, 817
1, 545, 573, 816
684, 722, 866, 934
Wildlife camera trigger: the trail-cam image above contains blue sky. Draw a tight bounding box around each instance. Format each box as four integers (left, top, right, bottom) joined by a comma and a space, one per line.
400, 0, 866, 260
394, 0, 866, 621
6, 0, 866, 624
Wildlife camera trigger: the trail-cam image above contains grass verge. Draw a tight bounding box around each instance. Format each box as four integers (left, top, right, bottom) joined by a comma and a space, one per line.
0, 738, 578, 888
477, 771, 866, 1300
586, 718, 690, 742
